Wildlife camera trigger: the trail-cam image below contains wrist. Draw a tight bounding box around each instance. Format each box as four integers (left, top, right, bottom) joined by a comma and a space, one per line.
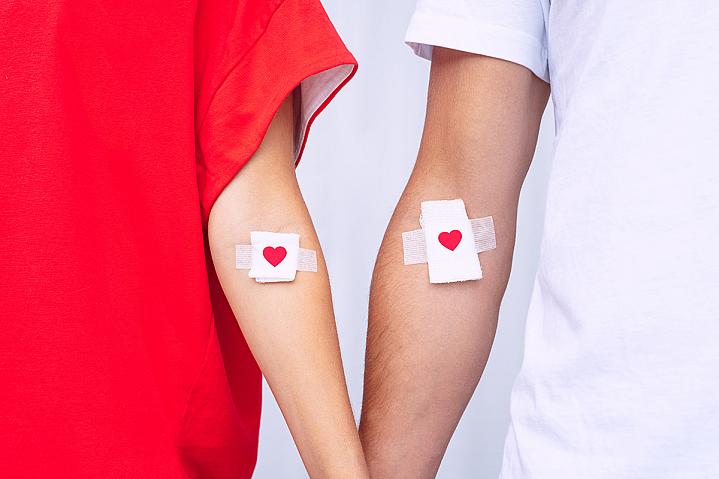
302, 432, 369, 479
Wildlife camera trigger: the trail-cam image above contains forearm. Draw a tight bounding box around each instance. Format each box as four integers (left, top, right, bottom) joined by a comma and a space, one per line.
209, 96, 367, 478
212, 199, 364, 477
360, 177, 516, 478
360, 49, 548, 478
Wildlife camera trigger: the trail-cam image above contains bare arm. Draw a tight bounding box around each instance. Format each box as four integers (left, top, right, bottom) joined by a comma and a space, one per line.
359, 48, 549, 478
208, 94, 368, 478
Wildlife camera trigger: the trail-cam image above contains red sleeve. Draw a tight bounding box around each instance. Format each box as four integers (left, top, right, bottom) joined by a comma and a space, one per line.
194, 0, 357, 222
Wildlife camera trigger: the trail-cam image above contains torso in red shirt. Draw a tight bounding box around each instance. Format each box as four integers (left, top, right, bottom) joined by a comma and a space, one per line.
0, 1, 355, 477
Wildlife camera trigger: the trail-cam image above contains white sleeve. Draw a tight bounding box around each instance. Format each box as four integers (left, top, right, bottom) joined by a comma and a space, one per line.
405, 0, 549, 82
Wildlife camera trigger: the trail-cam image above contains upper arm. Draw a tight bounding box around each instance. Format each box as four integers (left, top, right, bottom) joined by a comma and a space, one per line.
403, 0, 550, 199
411, 48, 549, 201
375, 50, 549, 304
206, 91, 330, 345
208, 93, 298, 237
207, 92, 316, 280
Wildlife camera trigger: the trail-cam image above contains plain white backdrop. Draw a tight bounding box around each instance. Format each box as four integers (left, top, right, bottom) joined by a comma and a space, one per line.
255, 1, 556, 477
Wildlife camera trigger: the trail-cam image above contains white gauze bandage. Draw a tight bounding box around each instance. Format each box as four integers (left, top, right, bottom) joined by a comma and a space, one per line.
235, 231, 317, 283
402, 199, 496, 284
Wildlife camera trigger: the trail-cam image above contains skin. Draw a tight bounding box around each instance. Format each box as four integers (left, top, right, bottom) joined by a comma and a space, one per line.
359, 48, 550, 478
208, 93, 369, 479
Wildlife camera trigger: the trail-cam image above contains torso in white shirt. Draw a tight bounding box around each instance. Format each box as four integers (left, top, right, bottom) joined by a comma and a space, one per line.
407, 1, 719, 477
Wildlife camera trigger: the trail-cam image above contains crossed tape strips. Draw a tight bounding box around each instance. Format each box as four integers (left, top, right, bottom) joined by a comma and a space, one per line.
402, 216, 496, 265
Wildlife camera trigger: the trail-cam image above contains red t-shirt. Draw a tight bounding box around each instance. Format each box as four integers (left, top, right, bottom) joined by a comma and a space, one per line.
0, 0, 356, 477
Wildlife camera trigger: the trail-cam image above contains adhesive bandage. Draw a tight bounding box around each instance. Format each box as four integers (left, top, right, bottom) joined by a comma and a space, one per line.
402, 199, 496, 284
235, 231, 317, 283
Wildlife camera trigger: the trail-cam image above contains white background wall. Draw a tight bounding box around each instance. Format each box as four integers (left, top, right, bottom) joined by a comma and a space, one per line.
255, 1, 556, 477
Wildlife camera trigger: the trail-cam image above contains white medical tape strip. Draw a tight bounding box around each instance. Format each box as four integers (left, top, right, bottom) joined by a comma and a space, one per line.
236, 245, 253, 269
235, 245, 317, 272
402, 216, 496, 266
402, 229, 426, 266
472, 216, 497, 254
297, 248, 318, 272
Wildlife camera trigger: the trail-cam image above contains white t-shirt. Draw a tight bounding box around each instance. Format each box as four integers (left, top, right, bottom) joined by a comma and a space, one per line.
406, 1, 719, 478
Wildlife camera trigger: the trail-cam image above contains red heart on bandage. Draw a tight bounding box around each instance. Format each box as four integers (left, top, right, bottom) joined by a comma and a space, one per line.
438, 230, 462, 251
263, 246, 287, 267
